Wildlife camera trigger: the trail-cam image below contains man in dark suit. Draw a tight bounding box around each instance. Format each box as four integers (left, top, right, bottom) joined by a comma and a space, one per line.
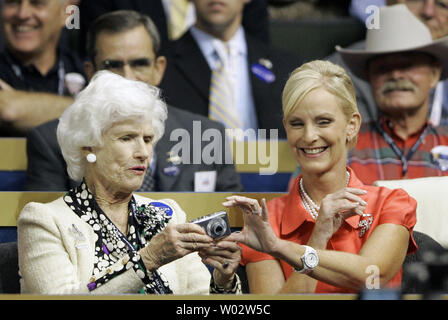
159, 0, 300, 139
24, 10, 243, 192
78, 0, 269, 58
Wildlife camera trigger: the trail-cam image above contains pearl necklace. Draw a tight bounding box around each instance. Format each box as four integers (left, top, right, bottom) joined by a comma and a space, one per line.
299, 171, 350, 220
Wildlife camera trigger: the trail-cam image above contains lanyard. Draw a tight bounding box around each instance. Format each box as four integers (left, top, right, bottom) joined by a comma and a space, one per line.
64, 184, 172, 294
95, 196, 171, 294
374, 121, 430, 176
5, 51, 66, 95
125, 197, 171, 294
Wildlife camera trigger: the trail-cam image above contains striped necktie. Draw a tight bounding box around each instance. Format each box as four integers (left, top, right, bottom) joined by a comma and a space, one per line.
138, 168, 156, 192
168, 0, 189, 40
208, 48, 241, 131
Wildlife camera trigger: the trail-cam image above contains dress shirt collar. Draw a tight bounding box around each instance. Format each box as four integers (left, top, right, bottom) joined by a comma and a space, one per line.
281, 167, 363, 236
190, 25, 247, 68
378, 116, 430, 143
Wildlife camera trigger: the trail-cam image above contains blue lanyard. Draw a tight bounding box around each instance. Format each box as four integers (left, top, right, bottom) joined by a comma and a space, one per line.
374, 121, 431, 176
5, 51, 66, 95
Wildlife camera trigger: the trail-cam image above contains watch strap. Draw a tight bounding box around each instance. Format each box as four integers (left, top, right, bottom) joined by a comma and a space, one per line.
293, 245, 318, 274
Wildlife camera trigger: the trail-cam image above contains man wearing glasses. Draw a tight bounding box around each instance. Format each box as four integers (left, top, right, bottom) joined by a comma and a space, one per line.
24, 10, 243, 193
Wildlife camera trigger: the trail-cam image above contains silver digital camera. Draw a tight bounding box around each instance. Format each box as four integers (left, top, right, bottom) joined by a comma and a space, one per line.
190, 211, 231, 239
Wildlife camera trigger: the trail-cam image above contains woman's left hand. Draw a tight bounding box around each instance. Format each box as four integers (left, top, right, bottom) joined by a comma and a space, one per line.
198, 238, 241, 289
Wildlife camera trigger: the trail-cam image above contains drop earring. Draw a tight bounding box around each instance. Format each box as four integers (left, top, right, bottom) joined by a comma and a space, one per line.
86, 153, 96, 163
347, 135, 353, 144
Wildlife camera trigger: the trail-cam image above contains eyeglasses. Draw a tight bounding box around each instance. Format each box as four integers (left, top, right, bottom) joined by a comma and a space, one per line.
100, 58, 152, 74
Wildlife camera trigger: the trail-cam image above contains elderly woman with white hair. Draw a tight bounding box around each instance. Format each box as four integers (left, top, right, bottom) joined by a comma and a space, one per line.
17, 71, 241, 294
225, 60, 418, 294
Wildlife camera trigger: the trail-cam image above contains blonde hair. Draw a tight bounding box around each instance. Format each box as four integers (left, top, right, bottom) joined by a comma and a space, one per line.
282, 60, 360, 148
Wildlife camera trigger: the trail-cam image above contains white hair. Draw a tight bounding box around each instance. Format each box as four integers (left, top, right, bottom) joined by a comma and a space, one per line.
57, 70, 167, 182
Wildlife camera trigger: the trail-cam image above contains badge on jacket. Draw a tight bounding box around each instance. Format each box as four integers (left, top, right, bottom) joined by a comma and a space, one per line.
431, 145, 448, 171
194, 171, 217, 192
251, 58, 275, 83
163, 151, 181, 177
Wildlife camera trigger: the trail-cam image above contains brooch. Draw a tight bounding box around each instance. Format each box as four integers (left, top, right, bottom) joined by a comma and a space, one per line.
358, 214, 373, 238
69, 223, 88, 249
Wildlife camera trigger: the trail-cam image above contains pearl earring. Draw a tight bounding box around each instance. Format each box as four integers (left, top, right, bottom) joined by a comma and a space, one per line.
86, 153, 96, 163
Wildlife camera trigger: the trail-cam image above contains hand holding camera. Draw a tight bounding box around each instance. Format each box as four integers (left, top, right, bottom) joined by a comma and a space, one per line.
139, 222, 213, 271
190, 211, 232, 239
191, 211, 241, 289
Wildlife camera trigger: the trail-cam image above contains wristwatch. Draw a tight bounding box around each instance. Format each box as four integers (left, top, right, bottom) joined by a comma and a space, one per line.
294, 245, 319, 274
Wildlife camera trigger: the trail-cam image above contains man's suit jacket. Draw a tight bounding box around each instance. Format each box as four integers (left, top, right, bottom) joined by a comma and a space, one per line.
159, 30, 301, 139
18, 194, 210, 294
24, 106, 243, 192
78, 0, 269, 58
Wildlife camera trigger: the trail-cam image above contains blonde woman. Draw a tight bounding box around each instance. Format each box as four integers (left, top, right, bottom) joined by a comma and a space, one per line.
225, 60, 417, 293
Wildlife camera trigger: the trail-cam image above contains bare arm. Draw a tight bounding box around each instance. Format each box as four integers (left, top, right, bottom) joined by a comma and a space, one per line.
0, 79, 74, 133
226, 196, 410, 293
271, 223, 409, 292
246, 260, 285, 294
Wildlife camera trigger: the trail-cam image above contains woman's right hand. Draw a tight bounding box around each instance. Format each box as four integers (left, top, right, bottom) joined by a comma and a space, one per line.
313, 187, 368, 243
139, 222, 213, 271
223, 196, 279, 255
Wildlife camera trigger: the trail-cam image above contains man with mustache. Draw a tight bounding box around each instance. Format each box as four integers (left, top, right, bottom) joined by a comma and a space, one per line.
331, 0, 448, 125
338, 4, 448, 184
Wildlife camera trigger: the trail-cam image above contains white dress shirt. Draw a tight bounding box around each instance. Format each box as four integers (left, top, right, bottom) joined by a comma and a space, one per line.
190, 26, 258, 134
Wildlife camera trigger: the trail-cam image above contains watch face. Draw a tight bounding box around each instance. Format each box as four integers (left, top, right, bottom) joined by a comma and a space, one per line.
305, 253, 318, 268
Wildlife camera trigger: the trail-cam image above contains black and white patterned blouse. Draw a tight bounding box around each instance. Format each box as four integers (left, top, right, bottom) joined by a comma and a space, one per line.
64, 181, 173, 294
63, 182, 241, 294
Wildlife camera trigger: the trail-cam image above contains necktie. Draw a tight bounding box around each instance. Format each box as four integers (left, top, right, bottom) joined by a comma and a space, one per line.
208, 47, 242, 132
168, 0, 189, 40
138, 168, 156, 192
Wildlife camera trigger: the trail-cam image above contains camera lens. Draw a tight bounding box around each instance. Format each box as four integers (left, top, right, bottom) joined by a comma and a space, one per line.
207, 217, 227, 238
214, 225, 223, 234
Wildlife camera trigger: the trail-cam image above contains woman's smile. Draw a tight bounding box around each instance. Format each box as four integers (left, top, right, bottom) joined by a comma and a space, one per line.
285, 88, 352, 173
299, 146, 329, 157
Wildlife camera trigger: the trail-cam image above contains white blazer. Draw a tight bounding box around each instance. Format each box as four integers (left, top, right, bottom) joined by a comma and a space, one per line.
17, 194, 211, 294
